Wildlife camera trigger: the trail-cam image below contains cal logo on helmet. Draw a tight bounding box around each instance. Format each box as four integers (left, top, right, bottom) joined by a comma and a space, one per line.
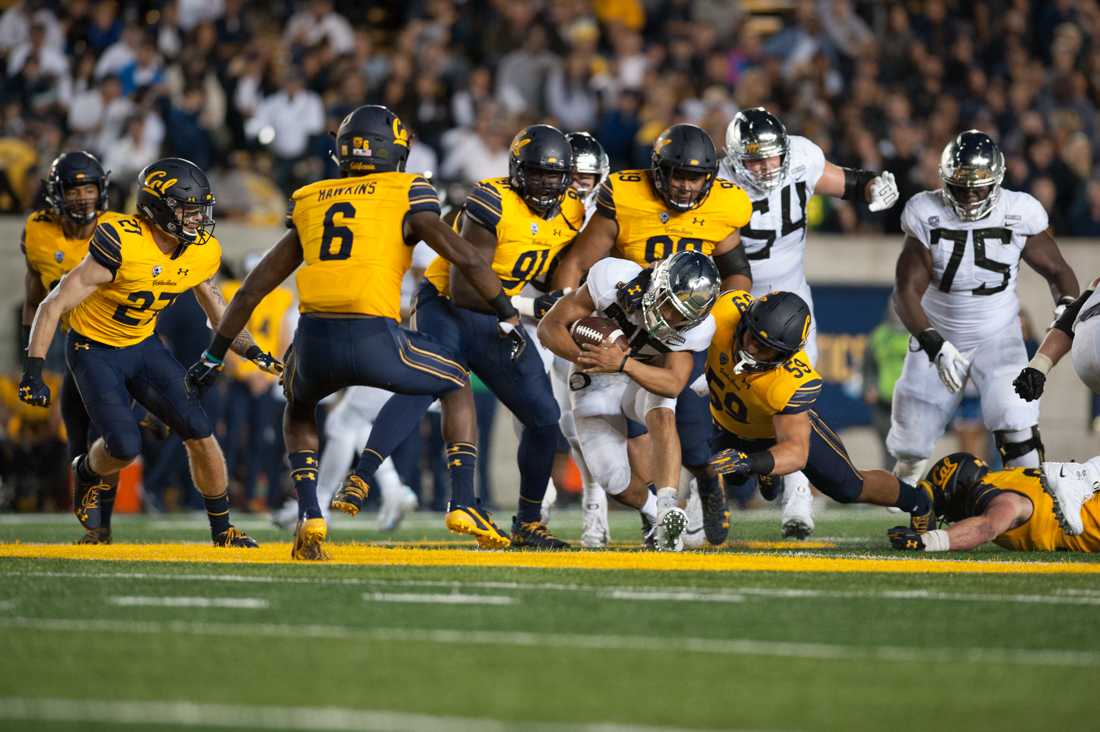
392, 117, 409, 147
144, 169, 178, 196
929, 456, 958, 490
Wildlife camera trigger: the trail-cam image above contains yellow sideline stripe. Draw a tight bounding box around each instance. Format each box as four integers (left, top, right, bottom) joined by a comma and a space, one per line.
1, 543, 1099, 574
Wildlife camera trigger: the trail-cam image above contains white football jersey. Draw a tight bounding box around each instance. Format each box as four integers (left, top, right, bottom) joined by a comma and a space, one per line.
901, 188, 1048, 348
719, 135, 826, 294
585, 257, 715, 360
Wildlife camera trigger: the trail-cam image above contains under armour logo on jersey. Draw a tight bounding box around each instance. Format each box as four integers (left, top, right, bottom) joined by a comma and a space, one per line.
73, 342, 90, 351
54, 250, 64, 263
659, 212, 670, 223
177, 268, 189, 276
530, 223, 539, 235
152, 265, 162, 277
692, 217, 705, 226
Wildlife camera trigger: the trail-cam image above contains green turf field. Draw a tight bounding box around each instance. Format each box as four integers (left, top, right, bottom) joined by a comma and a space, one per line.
1, 508, 1098, 732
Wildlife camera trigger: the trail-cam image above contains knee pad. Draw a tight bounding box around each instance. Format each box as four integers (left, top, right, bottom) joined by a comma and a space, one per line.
995, 426, 1043, 467
104, 428, 143, 463
893, 457, 929, 487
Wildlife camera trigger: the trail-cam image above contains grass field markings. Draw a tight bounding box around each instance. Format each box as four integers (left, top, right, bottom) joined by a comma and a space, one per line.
0, 697, 745, 732
0, 600, 13, 610
600, 589, 745, 603
4, 542, 1100, 573
109, 596, 269, 609
6, 570, 1100, 606
363, 592, 515, 606
2, 615, 1097, 668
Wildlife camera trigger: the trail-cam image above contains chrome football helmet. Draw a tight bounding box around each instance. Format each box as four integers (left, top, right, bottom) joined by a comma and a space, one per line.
641, 251, 719, 346
939, 130, 1004, 222
566, 131, 609, 205
725, 107, 789, 192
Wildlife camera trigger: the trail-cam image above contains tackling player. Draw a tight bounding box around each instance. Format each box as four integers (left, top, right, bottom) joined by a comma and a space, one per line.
720, 108, 899, 538
705, 290, 938, 526
890, 130, 1077, 491
19, 157, 276, 547
888, 453, 1100, 553
193, 105, 521, 559
552, 123, 753, 546
540, 251, 719, 551
1013, 276, 1100, 401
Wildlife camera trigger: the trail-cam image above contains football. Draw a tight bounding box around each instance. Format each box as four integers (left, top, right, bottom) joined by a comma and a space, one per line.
571, 316, 629, 349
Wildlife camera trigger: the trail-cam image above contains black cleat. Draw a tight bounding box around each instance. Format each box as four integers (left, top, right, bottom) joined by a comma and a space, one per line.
71, 455, 109, 531
213, 526, 260, 548
641, 513, 656, 549
697, 478, 730, 545
909, 480, 937, 534
510, 517, 570, 549
757, 474, 781, 502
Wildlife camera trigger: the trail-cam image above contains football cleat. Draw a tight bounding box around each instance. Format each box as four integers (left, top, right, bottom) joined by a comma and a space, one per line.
376, 485, 418, 532
757, 473, 781, 502
641, 513, 657, 549
510, 517, 570, 550
76, 527, 111, 545
652, 506, 687, 552
682, 485, 706, 549
697, 477, 730, 545
213, 526, 260, 548
780, 478, 815, 540
444, 501, 511, 549
291, 517, 329, 560
330, 473, 370, 517
909, 480, 938, 534
581, 500, 611, 549
71, 455, 109, 530
1042, 462, 1100, 536
540, 482, 557, 526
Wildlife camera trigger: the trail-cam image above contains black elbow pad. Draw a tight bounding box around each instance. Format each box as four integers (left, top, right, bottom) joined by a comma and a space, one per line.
714, 247, 752, 283
842, 168, 877, 201
1054, 290, 1094, 337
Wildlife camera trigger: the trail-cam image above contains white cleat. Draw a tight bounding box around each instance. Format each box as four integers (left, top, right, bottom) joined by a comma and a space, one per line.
1042, 462, 1100, 536
581, 500, 610, 549
780, 478, 815, 540
654, 506, 687, 552
540, 482, 557, 526
272, 501, 299, 532
377, 485, 418, 532
682, 483, 705, 549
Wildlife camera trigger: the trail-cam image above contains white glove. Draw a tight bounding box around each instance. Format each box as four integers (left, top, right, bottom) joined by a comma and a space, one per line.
934, 340, 970, 393
689, 372, 708, 397
866, 171, 899, 212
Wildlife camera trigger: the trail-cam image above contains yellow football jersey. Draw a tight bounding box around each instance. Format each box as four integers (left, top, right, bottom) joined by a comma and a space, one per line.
220, 280, 294, 379
22, 209, 95, 293
706, 290, 821, 439
967, 468, 1100, 553
68, 212, 222, 347
290, 172, 439, 320
424, 178, 584, 297
596, 170, 752, 266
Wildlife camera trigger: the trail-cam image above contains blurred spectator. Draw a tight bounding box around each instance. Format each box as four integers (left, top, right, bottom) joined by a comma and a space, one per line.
102, 115, 160, 202
546, 50, 598, 131
1069, 178, 1100, 237
67, 74, 132, 155
118, 39, 165, 96
246, 69, 324, 196
496, 24, 558, 116
0, 2, 64, 56
162, 84, 214, 171
283, 0, 354, 57
440, 106, 511, 183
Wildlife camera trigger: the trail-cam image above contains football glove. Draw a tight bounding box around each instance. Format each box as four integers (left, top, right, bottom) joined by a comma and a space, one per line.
888, 525, 926, 551
533, 289, 566, 319
245, 345, 283, 375
185, 351, 224, 394
866, 171, 899, 212
1013, 367, 1046, 402
934, 339, 970, 393
18, 372, 50, 407
615, 268, 652, 314
497, 320, 527, 363
709, 448, 752, 481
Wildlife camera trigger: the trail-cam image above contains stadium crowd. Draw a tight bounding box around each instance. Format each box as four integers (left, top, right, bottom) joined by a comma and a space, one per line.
3, 0, 1100, 515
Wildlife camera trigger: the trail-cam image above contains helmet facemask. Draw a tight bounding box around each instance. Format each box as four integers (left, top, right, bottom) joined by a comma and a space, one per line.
732, 319, 792, 374
170, 198, 216, 243
640, 254, 718, 346
731, 146, 789, 193
942, 180, 1001, 222
653, 164, 715, 212
514, 163, 571, 216
57, 181, 106, 224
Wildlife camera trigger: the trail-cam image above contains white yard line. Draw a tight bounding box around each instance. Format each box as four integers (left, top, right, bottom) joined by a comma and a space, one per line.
8, 569, 1100, 606
109, 596, 268, 609
364, 592, 514, 606
601, 590, 745, 603
0, 616, 1094, 668
0, 697, 747, 732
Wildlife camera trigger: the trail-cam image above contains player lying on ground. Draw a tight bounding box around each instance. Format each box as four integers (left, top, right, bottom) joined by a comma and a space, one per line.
1014, 276, 1100, 401
705, 290, 940, 530
189, 105, 519, 559
20, 157, 278, 547
888, 452, 1100, 552
539, 250, 719, 551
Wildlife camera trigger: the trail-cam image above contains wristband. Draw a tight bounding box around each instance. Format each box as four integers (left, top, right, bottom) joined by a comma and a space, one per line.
842, 168, 877, 201
921, 529, 950, 552
20, 325, 30, 352
748, 450, 775, 476
1028, 352, 1054, 375
24, 356, 44, 380
244, 345, 262, 360
489, 290, 518, 321
207, 333, 233, 361
201, 349, 224, 366
511, 295, 535, 318
617, 354, 630, 372
915, 328, 945, 361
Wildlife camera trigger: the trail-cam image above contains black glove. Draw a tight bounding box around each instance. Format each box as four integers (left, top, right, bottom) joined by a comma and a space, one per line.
615, 268, 652, 314
185, 351, 224, 394
533, 290, 566, 319
888, 525, 926, 551
1013, 367, 1046, 402
498, 322, 527, 363
18, 357, 50, 407
245, 345, 284, 375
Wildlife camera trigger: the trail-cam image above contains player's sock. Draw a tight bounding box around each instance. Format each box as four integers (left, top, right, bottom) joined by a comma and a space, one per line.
893, 479, 931, 516
203, 490, 232, 536
99, 483, 117, 530
516, 423, 557, 523
355, 394, 434, 481
75, 453, 101, 483
289, 450, 322, 519
640, 492, 658, 523
446, 442, 477, 506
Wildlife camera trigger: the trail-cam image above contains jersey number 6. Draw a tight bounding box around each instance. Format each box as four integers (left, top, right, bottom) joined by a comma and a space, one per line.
320, 202, 355, 261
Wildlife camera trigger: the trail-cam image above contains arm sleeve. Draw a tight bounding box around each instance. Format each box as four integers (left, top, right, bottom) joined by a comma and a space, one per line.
1054, 289, 1095, 336
462, 181, 501, 233
88, 222, 123, 277
408, 176, 442, 217
595, 178, 616, 220
779, 378, 822, 415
